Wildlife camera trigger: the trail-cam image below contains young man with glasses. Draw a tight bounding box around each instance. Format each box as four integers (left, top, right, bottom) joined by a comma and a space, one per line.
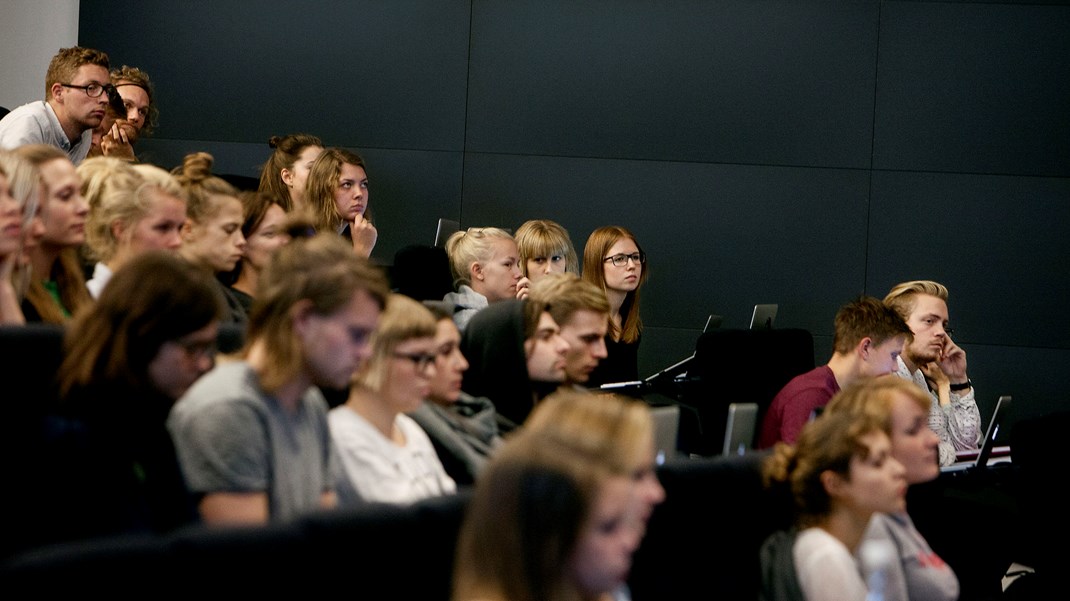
0, 47, 111, 164
884, 280, 981, 466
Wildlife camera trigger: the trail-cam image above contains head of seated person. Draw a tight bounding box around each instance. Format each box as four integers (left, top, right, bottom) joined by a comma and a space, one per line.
173, 152, 246, 276
446, 226, 523, 305
258, 133, 323, 213
514, 219, 578, 284
529, 273, 610, 388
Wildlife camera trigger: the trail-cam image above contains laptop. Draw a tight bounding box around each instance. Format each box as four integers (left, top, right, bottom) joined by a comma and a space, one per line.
599, 314, 721, 392
649, 404, 681, 464
722, 402, 758, 456
433, 218, 460, 247
749, 304, 777, 330
941, 395, 1012, 474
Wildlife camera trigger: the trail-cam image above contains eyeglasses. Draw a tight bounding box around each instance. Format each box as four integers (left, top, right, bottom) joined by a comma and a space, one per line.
59, 82, 115, 99
393, 351, 437, 371
603, 252, 646, 267
173, 336, 217, 361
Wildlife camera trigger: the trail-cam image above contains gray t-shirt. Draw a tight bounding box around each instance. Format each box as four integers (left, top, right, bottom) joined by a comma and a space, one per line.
862, 513, 959, 601
168, 361, 333, 522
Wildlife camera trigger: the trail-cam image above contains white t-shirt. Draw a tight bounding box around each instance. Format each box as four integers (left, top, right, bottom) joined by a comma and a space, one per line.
793, 527, 868, 601
329, 406, 456, 506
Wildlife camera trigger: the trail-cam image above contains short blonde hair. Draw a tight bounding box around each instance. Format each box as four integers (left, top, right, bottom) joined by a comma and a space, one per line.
883, 280, 949, 322
355, 293, 438, 392
528, 272, 609, 328
514, 219, 579, 276
445, 227, 514, 288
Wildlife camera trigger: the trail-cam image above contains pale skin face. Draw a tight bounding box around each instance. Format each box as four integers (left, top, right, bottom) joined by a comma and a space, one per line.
559, 309, 609, 384
180, 196, 246, 273
0, 173, 20, 257
112, 189, 186, 267
115, 82, 151, 131
473, 237, 522, 303
524, 311, 570, 383
602, 238, 642, 294
428, 318, 469, 405
147, 321, 219, 400
524, 253, 568, 282
333, 162, 369, 223
570, 475, 644, 596
888, 392, 941, 484
38, 158, 88, 248
282, 145, 323, 210
382, 336, 438, 414
297, 289, 382, 390
626, 431, 666, 528
52, 64, 110, 136
903, 294, 951, 366
827, 430, 908, 518
241, 203, 288, 273
858, 335, 907, 378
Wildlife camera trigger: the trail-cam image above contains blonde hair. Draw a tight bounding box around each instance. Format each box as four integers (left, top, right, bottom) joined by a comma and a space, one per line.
172, 152, 239, 223
79, 157, 145, 262
883, 280, 949, 322
245, 234, 389, 392
514, 219, 579, 276
445, 227, 514, 288
354, 293, 438, 393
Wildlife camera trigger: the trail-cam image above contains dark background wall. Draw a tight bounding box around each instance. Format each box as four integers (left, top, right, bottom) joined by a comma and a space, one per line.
80, 0, 1070, 426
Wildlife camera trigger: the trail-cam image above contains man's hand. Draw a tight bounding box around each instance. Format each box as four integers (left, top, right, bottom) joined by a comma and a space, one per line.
100, 121, 137, 160
920, 361, 952, 407
350, 214, 377, 258
939, 335, 969, 384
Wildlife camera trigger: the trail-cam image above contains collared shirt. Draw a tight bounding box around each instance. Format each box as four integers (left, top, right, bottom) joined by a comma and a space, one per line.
0, 101, 93, 164
894, 356, 981, 466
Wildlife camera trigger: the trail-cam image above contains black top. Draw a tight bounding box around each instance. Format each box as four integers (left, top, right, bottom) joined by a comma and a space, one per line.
587, 333, 641, 387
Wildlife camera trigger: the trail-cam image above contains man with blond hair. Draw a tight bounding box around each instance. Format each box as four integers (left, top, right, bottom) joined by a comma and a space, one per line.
884, 280, 981, 465
529, 272, 611, 388
0, 47, 111, 164
758, 296, 912, 447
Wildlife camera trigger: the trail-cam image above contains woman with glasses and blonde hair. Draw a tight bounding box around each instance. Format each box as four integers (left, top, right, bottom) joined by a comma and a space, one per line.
444, 226, 526, 331
514, 219, 579, 283
304, 147, 377, 257
582, 225, 648, 386
329, 293, 456, 506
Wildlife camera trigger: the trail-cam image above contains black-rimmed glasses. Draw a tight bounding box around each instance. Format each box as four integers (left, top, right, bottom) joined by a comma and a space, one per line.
603, 252, 646, 267
393, 352, 437, 371
60, 82, 115, 99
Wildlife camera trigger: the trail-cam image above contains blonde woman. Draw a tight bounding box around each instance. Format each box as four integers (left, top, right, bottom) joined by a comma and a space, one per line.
514, 219, 579, 283
0, 150, 41, 324
443, 227, 525, 331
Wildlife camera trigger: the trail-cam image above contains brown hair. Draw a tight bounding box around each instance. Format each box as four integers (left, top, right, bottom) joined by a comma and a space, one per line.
582, 225, 647, 343
883, 280, 949, 323
257, 134, 323, 212
823, 376, 932, 435
110, 65, 157, 135
832, 296, 912, 354
762, 410, 886, 528
514, 219, 579, 276
59, 251, 223, 398
245, 233, 390, 392
305, 147, 367, 233
45, 46, 109, 100
528, 272, 610, 330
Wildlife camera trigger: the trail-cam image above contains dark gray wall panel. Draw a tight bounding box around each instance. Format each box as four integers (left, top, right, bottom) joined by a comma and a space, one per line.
874, 2, 1070, 176
867, 170, 1070, 349
138, 138, 463, 263
80, 0, 471, 150
467, 0, 879, 168
966, 344, 1070, 430
462, 153, 870, 334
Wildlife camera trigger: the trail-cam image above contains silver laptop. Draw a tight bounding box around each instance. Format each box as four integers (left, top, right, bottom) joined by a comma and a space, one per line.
649, 405, 681, 464
941, 395, 1012, 473
722, 402, 758, 456
749, 304, 777, 330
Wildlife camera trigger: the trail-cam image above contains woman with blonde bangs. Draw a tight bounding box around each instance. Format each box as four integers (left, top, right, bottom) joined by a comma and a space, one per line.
79, 157, 187, 297
823, 377, 959, 601
329, 293, 456, 506
304, 147, 377, 257
173, 152, 247, 325
443, 227, 525, 331
582, 226, 648, 386
14, 144, 92, 323
453, 429, 645, 601
257, 133, 323, 212
0, 151, 41, 324
515, 219, 579, 283
760, 410, 909, 601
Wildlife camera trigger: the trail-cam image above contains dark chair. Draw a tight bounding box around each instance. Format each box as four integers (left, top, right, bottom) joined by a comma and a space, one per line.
391, 244, 454, 301
682, 328, 815, 455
